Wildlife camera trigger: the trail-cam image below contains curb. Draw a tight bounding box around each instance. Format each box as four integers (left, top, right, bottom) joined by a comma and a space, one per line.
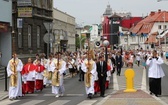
0, 94, 8, 101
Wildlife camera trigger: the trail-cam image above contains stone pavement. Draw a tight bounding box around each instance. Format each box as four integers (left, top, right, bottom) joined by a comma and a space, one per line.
0, 79, 8, 101
98, 64, 168, 105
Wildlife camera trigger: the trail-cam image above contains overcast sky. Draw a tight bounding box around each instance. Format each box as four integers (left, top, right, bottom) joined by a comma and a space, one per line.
53, 0, 168, 26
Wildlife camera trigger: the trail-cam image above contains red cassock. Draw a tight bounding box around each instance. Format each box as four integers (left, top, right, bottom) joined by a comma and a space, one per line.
21, 66, 27, 95
23, 63, 36, 93
94, 81, 100, 93
35, 65, 45, 91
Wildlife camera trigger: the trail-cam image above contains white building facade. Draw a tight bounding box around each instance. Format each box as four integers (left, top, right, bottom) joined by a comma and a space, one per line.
0, 0, 12, 66
53, 8, 76, 52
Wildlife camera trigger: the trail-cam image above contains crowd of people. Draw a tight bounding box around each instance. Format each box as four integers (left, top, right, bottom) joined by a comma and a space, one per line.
6, 48, 166, 100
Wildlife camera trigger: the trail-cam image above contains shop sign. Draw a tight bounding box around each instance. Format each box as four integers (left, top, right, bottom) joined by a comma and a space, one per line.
17, 0, 32, 6
18, 7, 32, 17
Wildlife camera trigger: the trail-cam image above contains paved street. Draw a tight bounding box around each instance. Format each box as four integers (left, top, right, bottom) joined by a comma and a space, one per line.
0, 74, 113, 105
1, 63, 168, 105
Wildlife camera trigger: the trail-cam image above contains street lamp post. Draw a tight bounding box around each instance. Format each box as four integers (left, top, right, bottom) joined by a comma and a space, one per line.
103, 40, 110, 63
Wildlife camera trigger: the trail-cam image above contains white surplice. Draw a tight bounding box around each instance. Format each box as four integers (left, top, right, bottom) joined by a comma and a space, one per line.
7, 58, 23, 98
44, 58, 55, 85
81, 59, 97, 95
52, 59, 66, 95
146, 57, 165, 78
106, 59, 113, 82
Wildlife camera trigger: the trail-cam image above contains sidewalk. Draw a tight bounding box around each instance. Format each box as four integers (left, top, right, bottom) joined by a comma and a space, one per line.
99, 64, 167, 105
0, 79, 8, 101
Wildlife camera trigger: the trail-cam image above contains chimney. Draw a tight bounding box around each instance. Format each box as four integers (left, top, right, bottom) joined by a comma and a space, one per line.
158, 9, 161, 13
150, 11, 155, 16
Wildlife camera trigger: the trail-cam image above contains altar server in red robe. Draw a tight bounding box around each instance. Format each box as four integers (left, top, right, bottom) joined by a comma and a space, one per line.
23, 58, 36, 93
35, 59, 45, 91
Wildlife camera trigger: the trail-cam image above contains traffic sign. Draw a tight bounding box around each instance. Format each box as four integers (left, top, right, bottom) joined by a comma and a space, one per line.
43, 33, 54, 43
43, 22, 53, 32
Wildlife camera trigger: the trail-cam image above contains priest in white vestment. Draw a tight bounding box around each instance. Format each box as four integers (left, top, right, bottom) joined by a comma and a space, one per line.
7, 53, 23, 100
52, 53, 66, 98
81, 54, 97, 99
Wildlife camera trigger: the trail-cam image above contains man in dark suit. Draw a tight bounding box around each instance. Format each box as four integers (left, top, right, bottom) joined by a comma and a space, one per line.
115, 52, 122, 76
96, 56, 107, 97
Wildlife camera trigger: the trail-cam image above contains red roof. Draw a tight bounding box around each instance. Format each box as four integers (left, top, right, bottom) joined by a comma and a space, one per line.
137, 23, 154, 34
121, 17, 142, 29
131, 10, 168, 35
144, 32, 158, 44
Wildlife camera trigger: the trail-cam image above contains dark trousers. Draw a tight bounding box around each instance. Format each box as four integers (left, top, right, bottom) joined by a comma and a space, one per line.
98, 76, 106, 96
116, 65, 121, 76
137, 60, 140, 66
149, 78, 161, 95
79, 67, 84, 81
112, 67, 115, 74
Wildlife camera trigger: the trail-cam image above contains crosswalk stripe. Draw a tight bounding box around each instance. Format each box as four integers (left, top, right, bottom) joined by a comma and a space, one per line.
43, 94, 84, 97
113, 74, 119, 90
0, 100, 20, 105
43, 94, 55, 96
77, 100, 97, 105
25, 94, 38, 96
48, 100, 70, 105
141, 68, 147, 90
21, 100, 45, 105
66, 94, 84, 96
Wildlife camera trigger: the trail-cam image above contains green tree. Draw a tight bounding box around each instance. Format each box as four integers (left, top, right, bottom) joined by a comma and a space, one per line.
76, 35, 86, 50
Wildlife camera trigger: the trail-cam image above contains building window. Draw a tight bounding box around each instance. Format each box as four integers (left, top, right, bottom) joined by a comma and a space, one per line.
49, 0, 52, 9
18, 28, 22, 48
37, 26, 40, 48
158, 25, 162, 29
28, 25, 32, 48
36, 0, 41, 7
42, 0, 48, 8
164, 25, 167, 30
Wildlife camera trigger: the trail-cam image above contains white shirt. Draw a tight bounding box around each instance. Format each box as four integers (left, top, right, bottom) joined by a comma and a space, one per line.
146, 57, 165, 78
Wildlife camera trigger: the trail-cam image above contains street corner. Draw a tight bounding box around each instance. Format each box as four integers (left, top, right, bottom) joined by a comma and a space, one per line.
101, 90, 163, 105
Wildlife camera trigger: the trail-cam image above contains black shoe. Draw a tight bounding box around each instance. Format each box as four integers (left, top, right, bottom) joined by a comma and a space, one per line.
88, 93, 92, 99
79, 79, 81, 81
155, 94, 158, 97
101, 95, 105, 97
9, 98, 13, 101
150, 92, 153, 95
89, 95, 92, 99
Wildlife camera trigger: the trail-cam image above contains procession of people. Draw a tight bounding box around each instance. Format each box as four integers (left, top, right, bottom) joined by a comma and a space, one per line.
6, 48, 166, 100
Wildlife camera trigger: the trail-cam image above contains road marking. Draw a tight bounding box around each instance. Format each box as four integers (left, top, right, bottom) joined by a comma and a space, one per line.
113, 73, 119, 90
0, 100, 20, 105
141, 68, 147, 90
21, 100, 45, 105
43, 94, 84, 97
25, 94, 39, 96
95, 95, 111, 105
43, 94, 55, 96
48, 100, 70, 105
65, 94, 84, 96
77, 100, 97, 105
